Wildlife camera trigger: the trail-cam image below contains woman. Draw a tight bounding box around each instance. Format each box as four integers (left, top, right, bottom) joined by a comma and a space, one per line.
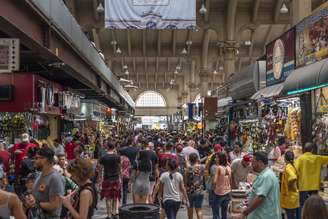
0, 167, 26, 219
280, 151, 299, 219
61, 159, 97, 219
185, 153, 205, 219
302, 194, 328, 219
158, 159, 189, 219
131, 150, 152, 203
205, 153, 217, 207
99, 142, 121, 219
212, 152, 231, 219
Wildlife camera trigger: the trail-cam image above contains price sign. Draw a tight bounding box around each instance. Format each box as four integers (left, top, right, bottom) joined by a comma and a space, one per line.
0, 39, 20, 73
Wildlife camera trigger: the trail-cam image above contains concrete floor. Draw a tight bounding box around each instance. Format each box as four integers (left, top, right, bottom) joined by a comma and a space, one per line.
93, 193, 213, 219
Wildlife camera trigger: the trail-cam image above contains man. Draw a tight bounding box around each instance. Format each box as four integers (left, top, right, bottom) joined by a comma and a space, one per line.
144, 141, 159, 203
11, 133, 36, 176
158, 142, 178, 171
229, 142, 245, 162
198, 138, 211, 161
64, 138, 78, 161
231, 154, 252, 189
182, 140, 200, 160
295, 142, 328, 209
238, 151, 281, 219
26, 146, 65, 219
0, 140, 10, 175
119, 137, 139, 165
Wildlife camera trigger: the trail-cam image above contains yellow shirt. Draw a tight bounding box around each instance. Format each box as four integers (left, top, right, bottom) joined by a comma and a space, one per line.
295, 152, 328, 191
280, 164, 299, 209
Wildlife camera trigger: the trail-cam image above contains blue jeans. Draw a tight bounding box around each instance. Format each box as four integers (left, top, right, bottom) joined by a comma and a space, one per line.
212, 193, 230, 219
208, 190, 214, 206
122, 178, 129, 205
300, 191, 317, 211
285, 208, 300, 219
163, 200, 181, 219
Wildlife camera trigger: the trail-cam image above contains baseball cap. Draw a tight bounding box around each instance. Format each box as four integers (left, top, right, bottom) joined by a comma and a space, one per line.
214, 144, 223, 153
243, 154, 252, 162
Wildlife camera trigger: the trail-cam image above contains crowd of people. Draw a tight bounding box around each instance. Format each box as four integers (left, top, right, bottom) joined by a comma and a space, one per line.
0, 129, 327, 219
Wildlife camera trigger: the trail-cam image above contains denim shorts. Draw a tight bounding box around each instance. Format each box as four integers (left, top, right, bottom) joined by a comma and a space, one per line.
188, 193, 204, 208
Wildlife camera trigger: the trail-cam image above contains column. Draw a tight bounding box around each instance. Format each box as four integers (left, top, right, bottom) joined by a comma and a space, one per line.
292, 0, 312, 25
224, 47, 236, 81
199, 69, 210, 98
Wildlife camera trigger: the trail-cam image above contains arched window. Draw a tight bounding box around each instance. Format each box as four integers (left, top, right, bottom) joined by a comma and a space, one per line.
136, 91, 166, 107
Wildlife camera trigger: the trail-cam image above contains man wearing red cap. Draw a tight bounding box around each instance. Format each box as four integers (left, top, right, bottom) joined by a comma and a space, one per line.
231, 154, 253, 189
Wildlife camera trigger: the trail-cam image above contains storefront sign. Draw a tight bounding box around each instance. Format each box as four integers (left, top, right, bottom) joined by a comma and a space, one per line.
104, 0, 196, 29
0, 39, 19, 73
296, 6, 328, 67
266, 28, 295, 86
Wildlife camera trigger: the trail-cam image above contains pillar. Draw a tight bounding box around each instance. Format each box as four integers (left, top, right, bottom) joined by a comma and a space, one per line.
292, 0, 312, 25
224, 47, 236, 81
300, 93, 312, 147
199, 69, 210, 98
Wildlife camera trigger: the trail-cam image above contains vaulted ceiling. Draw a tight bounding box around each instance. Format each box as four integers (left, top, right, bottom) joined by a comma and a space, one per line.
64, 0, 326, 101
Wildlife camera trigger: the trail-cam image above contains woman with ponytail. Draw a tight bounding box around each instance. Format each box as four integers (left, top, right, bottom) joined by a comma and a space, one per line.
157, 159, 189, 219
280, 151, 300, 219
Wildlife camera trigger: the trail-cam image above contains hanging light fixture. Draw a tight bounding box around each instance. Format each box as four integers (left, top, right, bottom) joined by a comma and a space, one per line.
181, 48, 188, 54
174, 70, 179, 74
110, 40, 117, 45
199, 1, 207, 15
207, 90, 212, 96
116, 47, 122, 54
245, 40, 252, 46
280, 3, 288, 14
123, 65, 128, 69
176, 66, 181, 70
219, 66, 224, 71
96, 2, 105, 13
186, 40, 193, 46
124, 70, 129, 75
213, 70, 218, 75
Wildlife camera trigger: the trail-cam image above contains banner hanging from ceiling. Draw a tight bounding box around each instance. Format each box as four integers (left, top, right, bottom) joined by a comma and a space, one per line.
296, 6, 328, 68
266, 28, 295, 86
104, 0, 196, 29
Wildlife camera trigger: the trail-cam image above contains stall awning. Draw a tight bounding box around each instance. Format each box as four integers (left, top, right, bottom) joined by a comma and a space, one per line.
282, 59, 328, 96
251, 83, 284, 100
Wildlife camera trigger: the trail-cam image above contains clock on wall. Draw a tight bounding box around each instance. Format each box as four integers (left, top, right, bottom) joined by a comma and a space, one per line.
272, 39, 285, 80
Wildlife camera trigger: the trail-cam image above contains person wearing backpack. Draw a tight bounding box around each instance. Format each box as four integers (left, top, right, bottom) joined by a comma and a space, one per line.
185, 153, 205, 219
61, 159, 97, 219
280, 151, 300, 219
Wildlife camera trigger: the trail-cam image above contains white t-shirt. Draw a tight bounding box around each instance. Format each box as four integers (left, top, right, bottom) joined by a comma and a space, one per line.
160, 171, 183, 202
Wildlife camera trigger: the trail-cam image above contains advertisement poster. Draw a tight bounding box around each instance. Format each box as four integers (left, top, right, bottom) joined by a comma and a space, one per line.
296, 7, 328, 67
266, 29, 295, 86
104, 0, 196, 29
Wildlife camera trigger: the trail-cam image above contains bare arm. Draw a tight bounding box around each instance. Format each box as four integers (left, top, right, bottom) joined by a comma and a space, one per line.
10, 194, 27, 219
65, 190, 92, 219
179, 179, 189, 204
243, 195, 265, 216
40, 195, 62, 212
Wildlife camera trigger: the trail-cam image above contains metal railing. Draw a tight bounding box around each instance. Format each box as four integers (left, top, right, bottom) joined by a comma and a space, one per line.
29, 0, 135, 109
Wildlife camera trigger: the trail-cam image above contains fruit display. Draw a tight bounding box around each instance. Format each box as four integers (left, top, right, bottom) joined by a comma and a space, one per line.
284, 108, 301, 142
0, 113, 29, 137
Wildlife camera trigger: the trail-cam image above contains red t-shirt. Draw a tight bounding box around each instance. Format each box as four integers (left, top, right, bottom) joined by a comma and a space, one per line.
158, 152, 179, 170
11, 142, 36, 175
0, 150, 10, 174
65, 142, 77, 160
